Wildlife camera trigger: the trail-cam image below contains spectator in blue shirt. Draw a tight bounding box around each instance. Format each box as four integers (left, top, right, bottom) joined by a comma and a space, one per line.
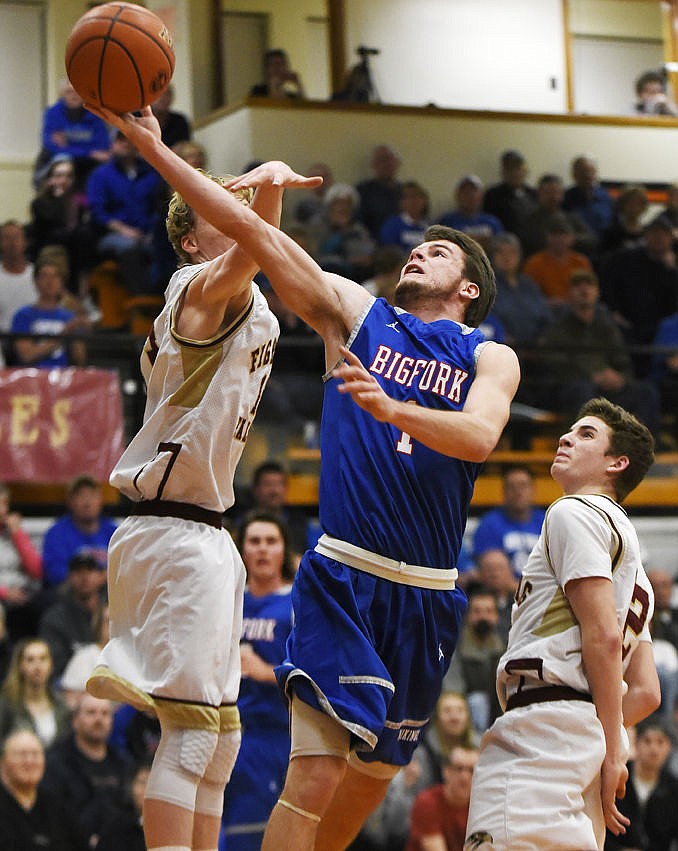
488, 232, 552, 347
87, 131, 163, 293
38, 80, 112, 189
379, 181, 431, 254
439, 175, 503, 251
472, 465, 545, 578
42, 475, 117, 589
10, 257, 88, 368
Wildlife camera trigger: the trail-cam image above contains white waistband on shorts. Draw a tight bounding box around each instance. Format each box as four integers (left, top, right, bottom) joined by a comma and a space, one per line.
314, 534, 457, 591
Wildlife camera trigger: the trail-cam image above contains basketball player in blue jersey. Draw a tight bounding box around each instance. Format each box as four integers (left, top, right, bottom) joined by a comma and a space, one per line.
88, 104, 520, 851
220, 513, 295, 850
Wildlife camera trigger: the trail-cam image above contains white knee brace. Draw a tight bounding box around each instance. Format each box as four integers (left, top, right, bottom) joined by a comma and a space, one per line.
195, 729, 242, 818
145, 727, 219, 811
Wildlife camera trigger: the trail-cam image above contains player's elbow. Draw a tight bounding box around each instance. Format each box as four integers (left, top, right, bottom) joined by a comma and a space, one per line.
643, 678, 662, 716
467, 428, 503, 463
624, 681, 662, 728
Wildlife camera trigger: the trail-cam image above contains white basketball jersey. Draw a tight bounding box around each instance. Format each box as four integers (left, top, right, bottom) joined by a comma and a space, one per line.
111, 263, 279, 512
497, 493, 654, 709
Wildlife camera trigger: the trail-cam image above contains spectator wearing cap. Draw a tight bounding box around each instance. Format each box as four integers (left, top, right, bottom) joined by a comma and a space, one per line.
41, 475, 117, 590
599, 214, 678, 377
482, 150, 538, 235
539, 268, 661, 438
562, 155, 614, 240
439, 175, 504, 250
38, 552, 105, 677
522, 214, 593, 304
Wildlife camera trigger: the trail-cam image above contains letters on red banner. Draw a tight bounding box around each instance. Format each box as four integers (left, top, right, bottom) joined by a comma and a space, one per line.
0, 367, 124, 482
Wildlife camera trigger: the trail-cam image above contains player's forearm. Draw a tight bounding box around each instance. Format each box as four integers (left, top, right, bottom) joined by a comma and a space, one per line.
388, 402, 502, 462
135, 136, 339, 327
581, 624, 624, 759
141, 133, 256, 239
249, 182, 284, 230
213, 184, 287, 287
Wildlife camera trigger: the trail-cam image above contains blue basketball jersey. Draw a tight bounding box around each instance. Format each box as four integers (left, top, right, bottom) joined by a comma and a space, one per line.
239, 587, 294, 729
221, 588, 293, 850
319, 297, 487, 569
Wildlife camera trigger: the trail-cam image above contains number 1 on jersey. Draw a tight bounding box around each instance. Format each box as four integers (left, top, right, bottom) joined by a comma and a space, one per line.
396, 399, 418, 455
396, 430, 413, 455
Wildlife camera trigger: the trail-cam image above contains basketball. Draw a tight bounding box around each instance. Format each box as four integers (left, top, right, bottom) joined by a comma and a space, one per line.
65, 2, 175, 114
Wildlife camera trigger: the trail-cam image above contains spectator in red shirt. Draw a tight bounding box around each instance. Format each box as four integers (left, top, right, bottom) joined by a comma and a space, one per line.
406, 745, 478, 851
0, 482, 43, 640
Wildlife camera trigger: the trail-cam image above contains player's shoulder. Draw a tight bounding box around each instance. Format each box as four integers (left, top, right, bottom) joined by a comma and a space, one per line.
475, 338, 519, 363
165, 262, 206, 303
475, 339, 520, 385
546, 493, 623, 527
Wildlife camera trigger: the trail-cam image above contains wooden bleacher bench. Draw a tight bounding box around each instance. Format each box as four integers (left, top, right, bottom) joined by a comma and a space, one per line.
88, 261, 164, 334
285, 447, 678, 508
125, 295, 164, 336
10, 481, 120, 511
88, 260, 129, 330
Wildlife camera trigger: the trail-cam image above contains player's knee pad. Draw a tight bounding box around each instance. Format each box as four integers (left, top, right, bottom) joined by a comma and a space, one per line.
145, 726, 219, 811
195, 729, 242, 817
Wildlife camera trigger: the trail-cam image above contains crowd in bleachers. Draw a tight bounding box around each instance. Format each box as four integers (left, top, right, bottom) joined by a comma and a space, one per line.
2, 65, 678, 851
4, 91, 678, 447
2, 461, 678, 848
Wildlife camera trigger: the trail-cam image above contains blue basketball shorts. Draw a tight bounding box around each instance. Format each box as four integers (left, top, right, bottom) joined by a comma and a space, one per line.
275, 549, 467, 766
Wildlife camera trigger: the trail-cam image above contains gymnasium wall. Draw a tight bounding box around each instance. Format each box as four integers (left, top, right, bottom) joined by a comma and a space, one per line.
195, 100, 678, 228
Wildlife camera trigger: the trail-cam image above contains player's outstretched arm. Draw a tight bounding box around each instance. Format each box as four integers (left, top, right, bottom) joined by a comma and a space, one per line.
334, 341, 519, 462
85, 105, 371, 350
566, 576, 630, 837
175, 175, 292, 339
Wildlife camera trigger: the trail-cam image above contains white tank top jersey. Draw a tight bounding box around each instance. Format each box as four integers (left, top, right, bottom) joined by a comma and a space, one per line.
110, 263, 279, 512
497, 493, 654, 708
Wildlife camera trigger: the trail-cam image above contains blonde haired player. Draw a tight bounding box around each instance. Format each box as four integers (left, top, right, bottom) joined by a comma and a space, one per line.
87, 159, 320, 851
465, 398, 661, 850
85, 99, 520, 851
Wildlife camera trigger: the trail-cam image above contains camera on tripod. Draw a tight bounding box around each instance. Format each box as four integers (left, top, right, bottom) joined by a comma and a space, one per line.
357, 45, 380, 57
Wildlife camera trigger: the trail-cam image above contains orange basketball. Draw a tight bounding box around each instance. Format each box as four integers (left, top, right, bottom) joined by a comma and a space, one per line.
65, 2, 175, 114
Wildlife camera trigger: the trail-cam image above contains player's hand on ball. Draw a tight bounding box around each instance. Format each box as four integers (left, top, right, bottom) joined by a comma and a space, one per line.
333, 345, 393, 422
85, 103, 162, 145
225, 161, 323, 192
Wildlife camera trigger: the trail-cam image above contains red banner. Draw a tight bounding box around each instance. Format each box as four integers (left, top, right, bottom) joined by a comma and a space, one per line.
0, 368, 125, 483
